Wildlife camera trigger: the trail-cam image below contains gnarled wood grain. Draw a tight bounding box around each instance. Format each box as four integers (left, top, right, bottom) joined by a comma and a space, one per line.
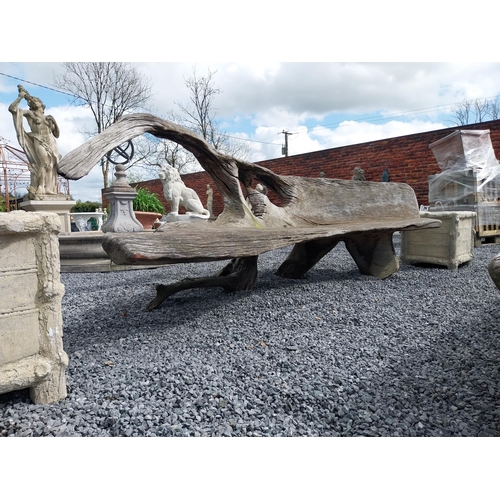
58, 113, 442, 308
102, 218, 440, 266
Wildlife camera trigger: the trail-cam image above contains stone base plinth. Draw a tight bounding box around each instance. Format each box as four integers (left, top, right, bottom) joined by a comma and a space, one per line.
401, 211, 476, 270
20, 199, 76, 234
164, 212, 209, 223
101, 187, 143, 233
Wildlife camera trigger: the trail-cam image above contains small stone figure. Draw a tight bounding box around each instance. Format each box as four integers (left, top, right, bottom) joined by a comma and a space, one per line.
9, 85, 62, 198
159, 165, 209, 216
256, 183, 268, 196
206, 184, 213, 217
382, 168, 390, 182
246, 182, 268, 218
352, 167, 366, 181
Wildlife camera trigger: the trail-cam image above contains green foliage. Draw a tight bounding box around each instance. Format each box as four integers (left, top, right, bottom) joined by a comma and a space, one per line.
133, 187, 165, 214
0, 195, 6, 212
71, 200, 102, 213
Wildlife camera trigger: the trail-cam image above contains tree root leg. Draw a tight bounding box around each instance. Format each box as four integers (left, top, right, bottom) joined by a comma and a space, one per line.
146, 256, 259, 310
276, 232, 399, 280
275, 236, 341, 278
344, 232, 398, 279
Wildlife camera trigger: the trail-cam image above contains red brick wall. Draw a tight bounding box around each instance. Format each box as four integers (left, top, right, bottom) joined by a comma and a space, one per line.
128, 119, 500, 215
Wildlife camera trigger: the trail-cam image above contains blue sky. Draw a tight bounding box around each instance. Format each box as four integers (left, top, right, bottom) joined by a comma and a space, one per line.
0, 32, 500, 205
2, 62, 500, 202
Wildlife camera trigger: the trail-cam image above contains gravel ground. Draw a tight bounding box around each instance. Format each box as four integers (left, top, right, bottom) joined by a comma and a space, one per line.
1, 234, 500, 437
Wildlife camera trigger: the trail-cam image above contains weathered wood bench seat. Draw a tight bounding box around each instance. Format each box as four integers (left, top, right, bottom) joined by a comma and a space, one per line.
57, 113, 441, 310
102, 218, 440, 310
102, 217, 437, 268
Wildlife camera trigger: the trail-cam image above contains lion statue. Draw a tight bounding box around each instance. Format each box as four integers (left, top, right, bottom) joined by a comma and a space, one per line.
159, 165, 209, 216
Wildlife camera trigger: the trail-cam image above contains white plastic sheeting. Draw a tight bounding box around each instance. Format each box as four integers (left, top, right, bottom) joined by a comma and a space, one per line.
427, 130, 500, 230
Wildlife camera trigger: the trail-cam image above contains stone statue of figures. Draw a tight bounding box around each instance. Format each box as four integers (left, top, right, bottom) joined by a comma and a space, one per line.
9, 85, 62, 198
206, 184, 213, 217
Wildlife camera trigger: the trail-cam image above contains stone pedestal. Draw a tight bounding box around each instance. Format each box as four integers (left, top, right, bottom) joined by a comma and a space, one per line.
101, 164, 143, 233
101, 187, 143, 232
0, 211, 68, 404
401, 211, 476, 270
20, 199, 76, 234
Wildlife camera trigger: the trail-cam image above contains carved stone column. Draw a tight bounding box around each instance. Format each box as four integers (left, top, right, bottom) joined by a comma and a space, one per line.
101, 164, 143, 233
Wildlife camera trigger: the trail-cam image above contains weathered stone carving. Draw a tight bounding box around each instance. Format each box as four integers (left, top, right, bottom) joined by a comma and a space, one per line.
8, 85, 63, 200
101, 164, 143, 233
401, 211, 476, 270
0, 211, 68, 403
159, 165, 209, 217
206, 184, 213, 217
352, 167, 366, 181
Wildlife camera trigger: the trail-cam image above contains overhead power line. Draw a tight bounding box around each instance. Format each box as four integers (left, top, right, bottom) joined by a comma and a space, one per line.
1, 71, 281, 147
0, 72, 79, 99
2, 71, 500, 148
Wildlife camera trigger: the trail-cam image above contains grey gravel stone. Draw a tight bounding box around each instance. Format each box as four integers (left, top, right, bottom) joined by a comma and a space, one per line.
1, 235, 500, 436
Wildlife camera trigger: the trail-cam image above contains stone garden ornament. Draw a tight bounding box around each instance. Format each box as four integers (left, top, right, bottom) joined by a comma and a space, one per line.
159, 165, 209, 221
9, 85, 62, 199
206, 184, 213, 217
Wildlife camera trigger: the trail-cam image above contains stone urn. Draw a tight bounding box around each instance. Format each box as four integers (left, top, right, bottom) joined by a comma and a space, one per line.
133, 211, 163, 230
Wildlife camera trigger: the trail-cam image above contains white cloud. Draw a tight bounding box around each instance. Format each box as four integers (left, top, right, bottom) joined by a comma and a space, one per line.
3, 62, 500, 201
310, 119, 448, 149
68, 166, 105, 203
48, 105, 94, 155
247, 119, 449, 162
0, 103, 16, 144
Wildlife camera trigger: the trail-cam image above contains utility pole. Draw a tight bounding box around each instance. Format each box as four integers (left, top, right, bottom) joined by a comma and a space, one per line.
280, 130, 293, 157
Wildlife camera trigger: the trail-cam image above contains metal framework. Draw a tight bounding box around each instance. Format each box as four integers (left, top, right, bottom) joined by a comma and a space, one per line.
0, 141, 70, 211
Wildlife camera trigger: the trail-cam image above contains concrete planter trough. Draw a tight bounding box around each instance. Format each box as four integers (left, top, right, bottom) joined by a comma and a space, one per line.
0, 211, 68, 404
401, 210, 476, 270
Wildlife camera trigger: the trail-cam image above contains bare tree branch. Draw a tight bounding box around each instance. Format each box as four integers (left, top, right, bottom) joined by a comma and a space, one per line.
487, 96, 500, 120
175, 67, 250, 161
53, 62, 152, 188
451, 96, 500, 126
473, 98, 489, 123
451, 98, 472, 125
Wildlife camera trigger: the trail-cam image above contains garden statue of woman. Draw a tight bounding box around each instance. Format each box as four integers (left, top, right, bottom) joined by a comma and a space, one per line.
9, 85, 61, 198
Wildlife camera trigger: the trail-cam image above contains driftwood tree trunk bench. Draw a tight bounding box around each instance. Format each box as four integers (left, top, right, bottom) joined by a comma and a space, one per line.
58, 114, 441, 310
